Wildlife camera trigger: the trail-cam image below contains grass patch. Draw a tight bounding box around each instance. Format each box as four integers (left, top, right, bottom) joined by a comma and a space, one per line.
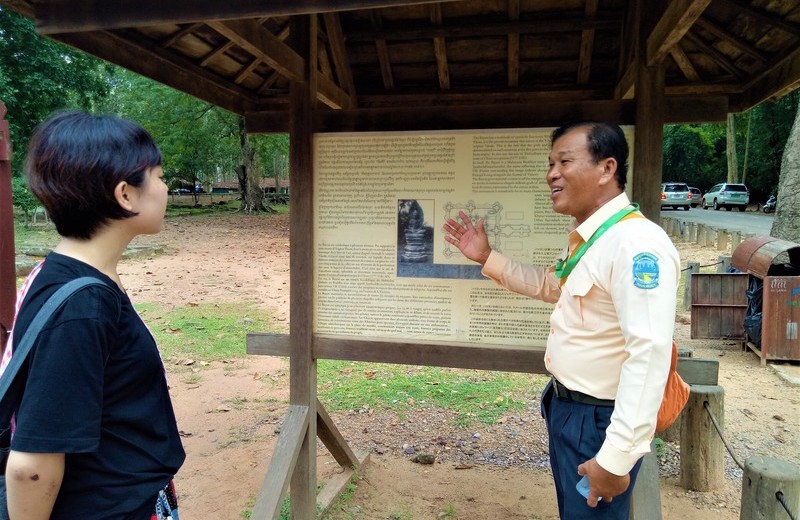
135, 302, 282, 361
318, 361, 543, 426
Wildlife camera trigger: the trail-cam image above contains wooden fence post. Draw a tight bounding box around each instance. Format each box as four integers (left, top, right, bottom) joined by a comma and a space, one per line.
740, 456, 800, 520
683, 261, 700, 311
717, 255, 731, 273
717, 229, 728, 252
681, 385, 725, 491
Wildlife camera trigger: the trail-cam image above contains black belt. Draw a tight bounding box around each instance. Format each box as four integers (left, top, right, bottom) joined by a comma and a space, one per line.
552, 378, 614, 407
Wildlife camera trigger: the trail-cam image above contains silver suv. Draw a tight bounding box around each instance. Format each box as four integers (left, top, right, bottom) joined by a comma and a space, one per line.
701, 183, 749, 211
661, 182, 691, 210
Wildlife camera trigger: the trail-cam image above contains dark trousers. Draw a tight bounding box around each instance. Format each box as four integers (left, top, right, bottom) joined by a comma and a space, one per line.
540, 380, 642, 519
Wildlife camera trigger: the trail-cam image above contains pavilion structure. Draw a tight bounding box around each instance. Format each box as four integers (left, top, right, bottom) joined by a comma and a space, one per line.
1, 1, 799, 518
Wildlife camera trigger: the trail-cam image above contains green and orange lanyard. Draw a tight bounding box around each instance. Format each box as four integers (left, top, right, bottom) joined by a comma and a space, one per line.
554, 203, 641, 283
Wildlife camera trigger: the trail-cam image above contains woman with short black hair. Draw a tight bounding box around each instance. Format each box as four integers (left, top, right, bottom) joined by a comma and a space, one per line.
2, 110, 185, 519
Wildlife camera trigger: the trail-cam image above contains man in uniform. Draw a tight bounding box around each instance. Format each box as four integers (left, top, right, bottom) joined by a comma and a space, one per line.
443, 121, 679, 519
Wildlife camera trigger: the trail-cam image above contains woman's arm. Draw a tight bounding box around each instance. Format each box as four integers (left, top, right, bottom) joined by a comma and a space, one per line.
6, 450, 65, 520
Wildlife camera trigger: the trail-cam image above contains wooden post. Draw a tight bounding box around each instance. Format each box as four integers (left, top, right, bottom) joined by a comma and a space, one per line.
717, 229, 728, 253
740, 456, 800, 520
683, 261, 700, 311
731, 231, 742, 252
630, 441, 662, 520
695, 224, 704, 245
680, 385, 725, 491
288, 13, 318, 519
630, 16, 665, 515
688, 222, 697, 243
717, 255, 731, 273
0, 101, 15, 352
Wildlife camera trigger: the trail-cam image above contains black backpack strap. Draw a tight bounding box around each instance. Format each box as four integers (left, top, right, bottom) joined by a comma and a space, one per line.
0, 277, 115, 412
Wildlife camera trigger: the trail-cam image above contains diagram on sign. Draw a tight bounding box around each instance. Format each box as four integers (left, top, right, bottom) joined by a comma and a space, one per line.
442, 200, 531, 258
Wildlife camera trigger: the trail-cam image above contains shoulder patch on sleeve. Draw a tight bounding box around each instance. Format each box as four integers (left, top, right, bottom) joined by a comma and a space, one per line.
632, 252, 660, 289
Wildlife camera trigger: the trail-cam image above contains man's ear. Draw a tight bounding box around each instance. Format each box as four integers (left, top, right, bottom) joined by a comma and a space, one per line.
598, 157, 618, 186
114, 181, 135, 212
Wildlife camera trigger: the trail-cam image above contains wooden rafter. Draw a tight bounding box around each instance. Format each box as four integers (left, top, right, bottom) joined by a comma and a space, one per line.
577, 0, 599, 84
208, 19, 304, 82
614, 61, 636, 99
670, 42, 701, 82
370, 10, 395, 90
36, 0, 463, 34
234, 57, 262, 84
318, 45, 334, 80
347, 16, 621, 42
507, 0, 519, 88
738, 42, 800, 109
685, 30, 744, 78
322, 12, 357, 101
647, 0, 712, 66
694, 16, 769, 63
255, 24, 291, 94
715, 0, 800, 37
430, 4, 450, 90
160, 22, 204, 48
52, 30, 258, 114
199, 40, 235, 66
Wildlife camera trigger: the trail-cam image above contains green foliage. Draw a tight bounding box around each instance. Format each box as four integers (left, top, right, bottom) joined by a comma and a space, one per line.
135, 302, 284, 361
318, 361, 541, 427
0, 8, 111, 175
10, 176, 38, 222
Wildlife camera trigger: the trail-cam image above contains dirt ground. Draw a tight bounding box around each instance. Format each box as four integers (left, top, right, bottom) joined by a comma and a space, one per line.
117, 212, 799, 520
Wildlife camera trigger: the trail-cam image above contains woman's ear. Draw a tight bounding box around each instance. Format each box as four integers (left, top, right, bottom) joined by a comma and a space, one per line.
114, 181, 135, 212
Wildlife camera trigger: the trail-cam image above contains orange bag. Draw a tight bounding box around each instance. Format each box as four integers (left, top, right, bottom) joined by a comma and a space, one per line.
656, 341, 691, 433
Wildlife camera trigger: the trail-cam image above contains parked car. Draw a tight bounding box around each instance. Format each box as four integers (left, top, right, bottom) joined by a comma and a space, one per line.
660, 182, 692, 210
688, 187, 702, 208
701, 183, 749, 211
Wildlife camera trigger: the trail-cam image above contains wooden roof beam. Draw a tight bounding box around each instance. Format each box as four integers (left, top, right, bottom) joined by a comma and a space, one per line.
430, 4, 450, 90
577, 0, 599, 85
52, 30, 257, 114
669, 43, 701, 82
694, 16, 769, 63
736, 43, 800, 110
347, 17, 621, 42
647, 0, 711, 66
35, 0, 463, 34
715, 0, 800, 37
199, 40, 235, 66
685, 31, 744, 79
208, 19, 305, 81
370, 10, 394, 90
255, 24, 292, 94
614, 61, 635, 100
160, 22, 204, 48
507, 0, 519, 88
234, 57, 262, 84
322, 12, 357, 104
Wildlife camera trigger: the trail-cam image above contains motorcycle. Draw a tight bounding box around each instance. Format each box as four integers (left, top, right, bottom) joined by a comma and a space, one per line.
762, 195, 777, 213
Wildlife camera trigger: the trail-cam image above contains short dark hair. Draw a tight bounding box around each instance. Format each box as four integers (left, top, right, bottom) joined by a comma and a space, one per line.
25, 110, 162, 239
552, 121, 629, 190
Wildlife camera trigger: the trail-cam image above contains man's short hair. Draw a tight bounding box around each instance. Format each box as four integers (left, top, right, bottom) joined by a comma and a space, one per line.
552, 121, 629, 190
25, 110, 162, 239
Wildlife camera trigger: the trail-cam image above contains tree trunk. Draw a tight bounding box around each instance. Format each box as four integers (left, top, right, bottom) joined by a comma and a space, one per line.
770, 97, 800, 242
726, 113, 738, 183
741, 112, 751, 185
235, 116, 271, 213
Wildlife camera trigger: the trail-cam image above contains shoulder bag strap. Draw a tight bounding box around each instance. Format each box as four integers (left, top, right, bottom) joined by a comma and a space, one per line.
0, 277, 113, 402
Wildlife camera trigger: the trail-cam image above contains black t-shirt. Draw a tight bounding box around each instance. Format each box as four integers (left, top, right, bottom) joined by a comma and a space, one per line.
10, 252, 185, 519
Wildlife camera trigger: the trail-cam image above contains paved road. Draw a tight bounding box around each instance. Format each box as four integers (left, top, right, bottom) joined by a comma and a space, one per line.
660, 206, 774, 236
